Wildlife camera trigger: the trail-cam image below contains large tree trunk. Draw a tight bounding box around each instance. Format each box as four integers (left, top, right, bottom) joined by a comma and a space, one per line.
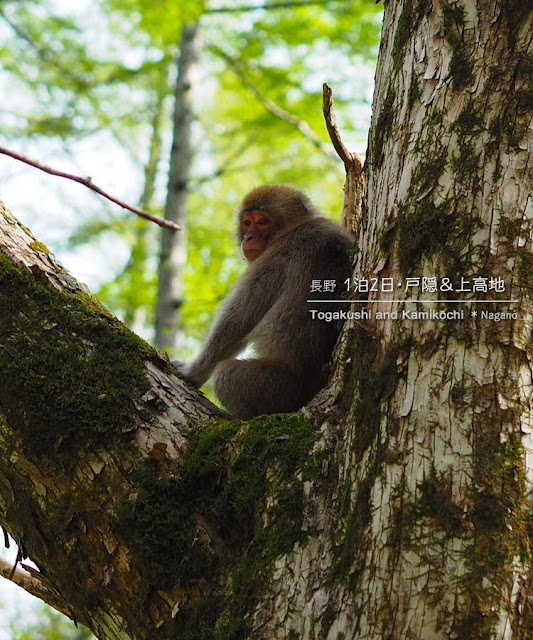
349, 2, 533, 637
256, 2, 533, 638
1, 2, 533, 639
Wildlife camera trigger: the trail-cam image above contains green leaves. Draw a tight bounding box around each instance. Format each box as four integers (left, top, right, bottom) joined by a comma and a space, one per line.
0, 0, 381, 351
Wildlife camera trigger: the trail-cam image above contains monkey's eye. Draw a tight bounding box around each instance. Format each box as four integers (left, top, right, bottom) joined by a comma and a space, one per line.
257, 218, 268, 225
243, 219, 252, 226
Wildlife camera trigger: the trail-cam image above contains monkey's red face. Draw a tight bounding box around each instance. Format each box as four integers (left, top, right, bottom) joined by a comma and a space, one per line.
240, 211, 275, 262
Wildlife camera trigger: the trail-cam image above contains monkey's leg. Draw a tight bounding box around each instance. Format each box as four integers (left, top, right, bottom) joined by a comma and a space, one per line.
213, 358, 310, 419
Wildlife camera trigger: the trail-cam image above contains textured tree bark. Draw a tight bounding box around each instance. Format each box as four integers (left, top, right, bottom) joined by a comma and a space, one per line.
1, 2, 533, 640
351, 3, 533, 637
252, 2, 533, 639
0, 202, 222, 639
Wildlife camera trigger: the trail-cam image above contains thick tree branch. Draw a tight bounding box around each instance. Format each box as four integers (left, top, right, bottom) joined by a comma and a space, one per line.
0, 146, 180, 231
0, 201, 222, 639
0, 555, 74, 619
0, 200, 330, 640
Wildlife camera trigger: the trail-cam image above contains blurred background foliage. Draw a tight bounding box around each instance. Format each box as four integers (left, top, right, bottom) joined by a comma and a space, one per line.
2, 599, 94, 639
0, 0, 380, 628
0, 0, 381, 353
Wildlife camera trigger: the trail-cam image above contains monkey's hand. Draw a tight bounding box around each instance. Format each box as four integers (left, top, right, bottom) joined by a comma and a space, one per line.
171, 360, 205, 387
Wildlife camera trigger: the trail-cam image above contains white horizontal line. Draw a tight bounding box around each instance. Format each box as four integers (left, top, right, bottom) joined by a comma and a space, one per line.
307, 299, 519, 304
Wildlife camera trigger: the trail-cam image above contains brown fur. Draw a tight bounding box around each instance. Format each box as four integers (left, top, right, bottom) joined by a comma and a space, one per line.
179, 185, 352, 419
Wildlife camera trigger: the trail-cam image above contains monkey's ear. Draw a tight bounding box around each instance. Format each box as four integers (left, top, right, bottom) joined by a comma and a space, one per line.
299, 195, 319, 218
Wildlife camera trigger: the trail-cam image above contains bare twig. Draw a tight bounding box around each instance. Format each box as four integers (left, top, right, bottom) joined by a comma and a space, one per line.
209, 43, 337, 161
0, 146, 180, 231
322, 83, 365, 237
8, 547, 22, 581
322, 83, 363, 174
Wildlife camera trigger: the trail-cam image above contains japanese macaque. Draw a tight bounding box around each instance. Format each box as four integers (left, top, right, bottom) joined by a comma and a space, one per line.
176, 185, 352, 419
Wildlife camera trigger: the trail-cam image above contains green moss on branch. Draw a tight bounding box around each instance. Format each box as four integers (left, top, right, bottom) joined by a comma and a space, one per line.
114, 413, 321, 639
0, 255, 153, 459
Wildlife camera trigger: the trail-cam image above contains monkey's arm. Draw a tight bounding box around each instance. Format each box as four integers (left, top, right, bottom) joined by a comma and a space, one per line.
178, 260, 285, 386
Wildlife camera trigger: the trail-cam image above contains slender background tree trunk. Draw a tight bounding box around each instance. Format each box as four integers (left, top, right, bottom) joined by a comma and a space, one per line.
155, 23, 199, 350
122, 88, 166, 335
